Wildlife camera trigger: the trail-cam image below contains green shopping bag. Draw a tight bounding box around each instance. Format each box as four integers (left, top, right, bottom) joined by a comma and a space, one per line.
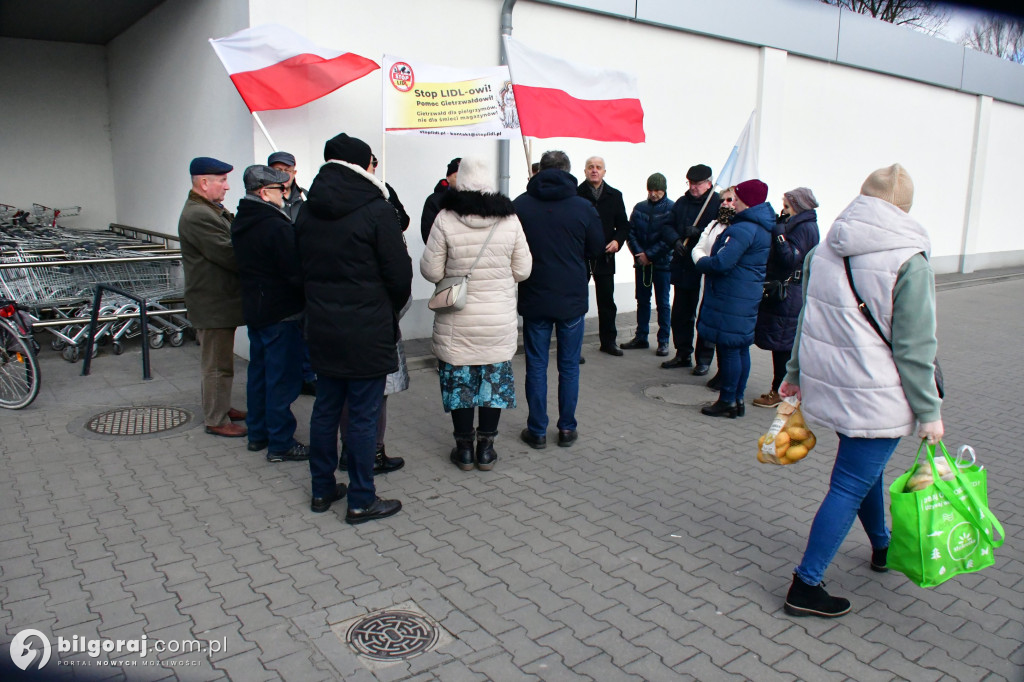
888, 441, 1004, 588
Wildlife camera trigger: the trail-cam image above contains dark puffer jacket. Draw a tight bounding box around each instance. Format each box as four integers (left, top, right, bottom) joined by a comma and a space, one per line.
667, 189, 721, 288
627, 195, 675, 271
230, 197, 304, 330
755, 209, 820, 351
420, 178, 450, 244
577, 181, 629, 275
296, 162, 412, 380
515, 169, 604, 320
695, 201, 774, 348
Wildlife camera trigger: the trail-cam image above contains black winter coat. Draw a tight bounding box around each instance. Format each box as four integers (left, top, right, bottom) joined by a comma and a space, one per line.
667, 189, 721, 287
577, 181, 629, 275
627, 196, 675, 271
754, 209, 820, 351
296, 162, 413, 380
515, 169, 604, 320
231, 197, 304, 330
420, 178, 450, 244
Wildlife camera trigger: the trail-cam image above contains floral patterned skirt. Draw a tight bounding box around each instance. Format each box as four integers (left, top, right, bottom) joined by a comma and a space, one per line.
438, 360, 516, 412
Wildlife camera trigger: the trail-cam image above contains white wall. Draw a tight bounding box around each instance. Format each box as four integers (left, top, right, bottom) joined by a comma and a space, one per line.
107, 0, 252, 235
974, 100, 1024, 266
0, 38, 116, 230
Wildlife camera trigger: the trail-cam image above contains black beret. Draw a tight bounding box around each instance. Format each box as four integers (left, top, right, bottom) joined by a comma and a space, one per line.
686, 164, 712, 183
189, 157, 233, 176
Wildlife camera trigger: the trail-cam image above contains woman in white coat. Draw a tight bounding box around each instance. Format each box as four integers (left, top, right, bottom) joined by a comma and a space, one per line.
420, 156, 532, 471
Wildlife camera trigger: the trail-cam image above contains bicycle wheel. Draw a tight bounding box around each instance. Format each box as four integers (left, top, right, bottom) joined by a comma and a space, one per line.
0, 321, 41, 409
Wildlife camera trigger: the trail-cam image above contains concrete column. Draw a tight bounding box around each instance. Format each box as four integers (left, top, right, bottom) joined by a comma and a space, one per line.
960, 94, 992, 274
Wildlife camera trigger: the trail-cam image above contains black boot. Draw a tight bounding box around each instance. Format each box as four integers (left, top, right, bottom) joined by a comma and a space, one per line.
784, 574, 851, 618
374, 444, 404, 473
870, 546, 888, 573
701, 400, 737, 418
475, 430, 498, 471
450, 430, 475, 471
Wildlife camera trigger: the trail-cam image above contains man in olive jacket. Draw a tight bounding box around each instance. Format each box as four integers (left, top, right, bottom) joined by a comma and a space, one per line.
179, 157, 246, 438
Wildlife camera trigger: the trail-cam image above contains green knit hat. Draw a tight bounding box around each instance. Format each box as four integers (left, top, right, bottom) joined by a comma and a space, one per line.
647, 173, 667, 192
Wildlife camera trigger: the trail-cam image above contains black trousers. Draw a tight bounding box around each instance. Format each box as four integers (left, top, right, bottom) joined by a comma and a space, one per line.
670, 284, 714, 365
592, 273, 617, 348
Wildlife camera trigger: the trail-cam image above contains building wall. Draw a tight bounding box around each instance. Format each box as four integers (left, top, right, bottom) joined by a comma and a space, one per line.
0, 38, 116, 230
973, 100, 1024, 267
107, 0, 252, 235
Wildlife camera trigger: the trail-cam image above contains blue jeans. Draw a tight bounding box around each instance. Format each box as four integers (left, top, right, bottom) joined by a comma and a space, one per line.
796, 434, 901, 585
246, 320, 302, 452
715, 344, 751, 403
634, 266, 671, 344
523, 314, 585, 435
308, 375, 385, 509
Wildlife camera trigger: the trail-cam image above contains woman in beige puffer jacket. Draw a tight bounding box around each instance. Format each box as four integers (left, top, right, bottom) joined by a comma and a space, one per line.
420, 156, 532, 472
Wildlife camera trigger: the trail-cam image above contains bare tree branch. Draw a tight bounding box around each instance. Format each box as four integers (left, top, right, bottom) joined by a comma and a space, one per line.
960, 15, 1024, 64
820, 0, 950, 34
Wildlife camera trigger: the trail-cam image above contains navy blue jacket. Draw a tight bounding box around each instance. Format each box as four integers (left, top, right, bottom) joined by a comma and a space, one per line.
514, 169, 604, 320
230, 197, 304, 330
627, 195, 675, 271
668, 189, 721, 287
695, 201, 774, 347
755, 209, 820, 351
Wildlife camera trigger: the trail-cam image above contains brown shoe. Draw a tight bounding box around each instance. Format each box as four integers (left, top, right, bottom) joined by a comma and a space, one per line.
227, 407, 247, 421
205, 422, 247, 437
752, 391, 782, 408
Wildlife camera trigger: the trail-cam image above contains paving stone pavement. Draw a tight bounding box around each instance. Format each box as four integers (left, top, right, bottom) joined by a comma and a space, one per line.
1, 274, 1022, 681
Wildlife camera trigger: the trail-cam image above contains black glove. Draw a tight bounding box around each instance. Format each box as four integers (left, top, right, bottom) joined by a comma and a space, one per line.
673, 238, 687, 257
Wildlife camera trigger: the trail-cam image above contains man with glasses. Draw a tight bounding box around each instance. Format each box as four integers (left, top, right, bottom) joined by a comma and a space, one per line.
268, 151, 305, 222
179, 157, 247, 438
663, 164, 722, 373
230, 165, 310, 462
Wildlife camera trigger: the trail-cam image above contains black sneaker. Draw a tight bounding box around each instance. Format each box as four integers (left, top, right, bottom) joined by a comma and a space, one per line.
784, 574, 851, 618
310, 483, 347, 513
870, 546, 889, 573
247, 440, 268, 452
345, 497, 402, 525
267, 443, 310, 462
620, 338, 649, 350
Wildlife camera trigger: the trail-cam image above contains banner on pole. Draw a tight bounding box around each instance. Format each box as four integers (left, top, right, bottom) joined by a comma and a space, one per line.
382, 55, 521, 139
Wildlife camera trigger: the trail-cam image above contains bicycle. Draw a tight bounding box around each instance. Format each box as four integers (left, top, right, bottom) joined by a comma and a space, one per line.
0, 298, 41, 409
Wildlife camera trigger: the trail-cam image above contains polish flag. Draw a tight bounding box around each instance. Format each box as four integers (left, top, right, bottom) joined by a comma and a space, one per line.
503, 37, 644, 143
209, 24, 379, 112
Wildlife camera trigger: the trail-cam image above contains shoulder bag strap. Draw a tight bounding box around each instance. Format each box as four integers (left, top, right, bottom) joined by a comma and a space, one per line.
843, 256, 892, 349
463, 221, 501, 281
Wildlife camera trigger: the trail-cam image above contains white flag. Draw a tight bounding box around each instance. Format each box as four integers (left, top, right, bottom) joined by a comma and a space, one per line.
716, 111, 759, 188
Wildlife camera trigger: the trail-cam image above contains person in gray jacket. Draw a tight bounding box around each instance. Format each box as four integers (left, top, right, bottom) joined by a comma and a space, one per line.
779, 164, 943, 618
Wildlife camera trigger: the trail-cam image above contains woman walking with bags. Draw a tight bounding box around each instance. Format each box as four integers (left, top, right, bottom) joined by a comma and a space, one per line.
779, 164, 943, 617
752, 188, 821, 408
420, 156, 532, 471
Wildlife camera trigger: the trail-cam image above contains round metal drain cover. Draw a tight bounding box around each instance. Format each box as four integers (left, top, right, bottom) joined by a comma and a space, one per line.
346, 610, 439, 661
85, 406, 191, 436
642, 382, 713, 407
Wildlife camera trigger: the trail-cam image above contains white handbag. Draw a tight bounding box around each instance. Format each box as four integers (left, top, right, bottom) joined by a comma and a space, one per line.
427, 222, 500, 313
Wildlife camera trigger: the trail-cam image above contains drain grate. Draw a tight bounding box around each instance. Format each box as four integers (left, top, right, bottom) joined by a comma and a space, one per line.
85, 406, 191, 436
345, 610, 440, 662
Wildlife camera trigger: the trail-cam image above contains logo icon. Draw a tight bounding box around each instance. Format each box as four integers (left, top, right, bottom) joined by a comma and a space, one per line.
10, 629, 51, 671
390, 62, 414, 92
947, 521, 979, 561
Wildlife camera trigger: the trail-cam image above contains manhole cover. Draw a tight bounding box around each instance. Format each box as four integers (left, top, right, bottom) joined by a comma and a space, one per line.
85, 406, 191, 436
642, 382, 714, 407
345, 610, 440, 662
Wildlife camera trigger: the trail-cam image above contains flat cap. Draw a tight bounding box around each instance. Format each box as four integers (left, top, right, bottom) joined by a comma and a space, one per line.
189, 156, 233, 176
243, 165, 290, 193
267, 151, 296, 167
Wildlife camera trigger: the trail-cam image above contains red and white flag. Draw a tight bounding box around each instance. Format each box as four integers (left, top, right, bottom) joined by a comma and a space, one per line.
502, 37, 644, 143
209, 24, 379, 112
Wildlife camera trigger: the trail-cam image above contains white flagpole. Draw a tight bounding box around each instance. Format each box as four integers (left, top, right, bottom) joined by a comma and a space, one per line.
252, 112, 278, 152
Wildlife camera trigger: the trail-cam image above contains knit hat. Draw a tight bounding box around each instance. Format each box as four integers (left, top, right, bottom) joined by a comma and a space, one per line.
860, 163, 913, 213
267, 151, 296, 167
686, 164, 712, 182
447, 157, 462, 177
453, 156, 495, 193
734, 179, 768, 207
189, 157, 232, 176
243, 165, 290, 193
646, 173, 667, 192
323, 133, 372, 169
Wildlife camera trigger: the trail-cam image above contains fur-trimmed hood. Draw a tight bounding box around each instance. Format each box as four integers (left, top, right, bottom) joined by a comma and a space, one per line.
440, 189, 516, 223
